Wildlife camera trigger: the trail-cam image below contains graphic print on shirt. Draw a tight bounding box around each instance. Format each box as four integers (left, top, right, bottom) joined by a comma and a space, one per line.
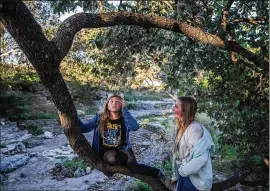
103, 122, 121, 147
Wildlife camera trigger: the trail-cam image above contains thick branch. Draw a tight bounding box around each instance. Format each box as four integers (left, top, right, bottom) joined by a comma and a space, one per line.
240, 179, 269, 187
52, 12, 225, 62
53, 12, 268, 71
226, 41, 269, 71
211, 169, 252, 190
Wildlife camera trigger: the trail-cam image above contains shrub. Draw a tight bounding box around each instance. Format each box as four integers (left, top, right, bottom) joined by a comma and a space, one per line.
0, 91, 31, 120
25, 124, 44, 135
154, 159, 172, 177
134, 180, 152, 191
63, 157, 88, 171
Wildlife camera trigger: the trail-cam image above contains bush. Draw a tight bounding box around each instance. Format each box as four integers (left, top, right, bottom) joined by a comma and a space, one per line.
9, 72, 40, 93
154, 159, 173, 177
63, 157, 88, 171
134, 180, 152, 191
219, 144, 240, 160
0, 91, 31, 120
25, 124, 44, 135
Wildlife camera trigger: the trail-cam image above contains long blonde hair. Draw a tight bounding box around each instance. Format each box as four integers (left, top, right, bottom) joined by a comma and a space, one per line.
173, 96, 197, 154
99, 95, 122, 136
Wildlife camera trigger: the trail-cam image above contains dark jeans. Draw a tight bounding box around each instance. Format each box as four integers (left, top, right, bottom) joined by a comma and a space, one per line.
101, 147, 160, 177
176, 175, 199, 191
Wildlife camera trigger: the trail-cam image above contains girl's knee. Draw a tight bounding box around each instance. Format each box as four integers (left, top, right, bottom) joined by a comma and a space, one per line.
103, 150, 118, 165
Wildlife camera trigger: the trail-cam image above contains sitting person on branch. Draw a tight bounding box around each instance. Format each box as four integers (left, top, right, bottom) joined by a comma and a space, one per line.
79, 93, 171, 187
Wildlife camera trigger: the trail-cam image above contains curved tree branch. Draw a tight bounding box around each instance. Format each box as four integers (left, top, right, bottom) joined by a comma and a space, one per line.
53, 12, 268, 71
226, 41, 269, 72
52, 12, 225, 62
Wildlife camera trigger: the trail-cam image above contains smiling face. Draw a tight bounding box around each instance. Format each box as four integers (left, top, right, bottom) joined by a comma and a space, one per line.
107, 96, 122, 113
172, 100, 183, 119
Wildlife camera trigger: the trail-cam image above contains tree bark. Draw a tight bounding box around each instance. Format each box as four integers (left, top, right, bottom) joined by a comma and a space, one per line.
0, 0, 268, 190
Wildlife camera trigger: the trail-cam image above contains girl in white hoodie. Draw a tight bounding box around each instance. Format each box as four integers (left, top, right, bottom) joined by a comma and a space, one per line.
171, 96, 214, 191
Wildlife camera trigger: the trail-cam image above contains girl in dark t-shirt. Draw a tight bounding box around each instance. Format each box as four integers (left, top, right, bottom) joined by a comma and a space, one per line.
79, 93, 171, 188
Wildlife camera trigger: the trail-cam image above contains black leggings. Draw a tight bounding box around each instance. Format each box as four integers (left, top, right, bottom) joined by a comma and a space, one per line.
101, 148, 160, 177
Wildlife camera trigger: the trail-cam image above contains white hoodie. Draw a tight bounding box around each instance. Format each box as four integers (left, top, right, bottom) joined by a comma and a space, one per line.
172, 121, 214, 191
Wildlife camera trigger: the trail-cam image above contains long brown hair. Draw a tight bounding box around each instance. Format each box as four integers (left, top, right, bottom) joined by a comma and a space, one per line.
99, 95, 122, 136
173, 96, 197, 154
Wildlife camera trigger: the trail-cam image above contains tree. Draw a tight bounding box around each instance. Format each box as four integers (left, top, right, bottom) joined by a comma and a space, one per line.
0, 0, 268, 190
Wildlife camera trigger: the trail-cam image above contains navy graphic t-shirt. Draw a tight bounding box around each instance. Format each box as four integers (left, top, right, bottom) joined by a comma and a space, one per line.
100, 116, 126, 149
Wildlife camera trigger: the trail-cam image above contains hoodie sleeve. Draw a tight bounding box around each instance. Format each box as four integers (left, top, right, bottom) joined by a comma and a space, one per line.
178, 149, 209, 177
122, 107, 140, 131
78, 114, 99, 133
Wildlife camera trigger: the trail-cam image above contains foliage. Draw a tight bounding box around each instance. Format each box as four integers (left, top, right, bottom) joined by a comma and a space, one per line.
63, 157, 88, 172
0, 143, 7, 148
219, 144, 240, 160
0, 64, 59, 120
25, 124, 44, 135
248, 155, 265, 166
0, 64, 40, 93
154, 159, 173, 177
133, 180, 152, 191
124, 91, 169, 101
160, 119, 171, 130
212, 158, 240, 177
0, 91, 31, 120
2, 1, 60, 65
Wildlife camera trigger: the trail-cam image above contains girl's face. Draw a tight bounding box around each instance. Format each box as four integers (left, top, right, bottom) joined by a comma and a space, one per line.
172, 100, 183, 119
107, 96, 122, 112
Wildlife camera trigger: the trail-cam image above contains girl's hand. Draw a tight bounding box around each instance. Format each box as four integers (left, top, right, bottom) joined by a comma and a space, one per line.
170, 180, 177, 191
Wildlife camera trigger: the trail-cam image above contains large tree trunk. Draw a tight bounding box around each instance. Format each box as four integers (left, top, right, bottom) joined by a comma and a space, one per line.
0, 0, 267, 190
